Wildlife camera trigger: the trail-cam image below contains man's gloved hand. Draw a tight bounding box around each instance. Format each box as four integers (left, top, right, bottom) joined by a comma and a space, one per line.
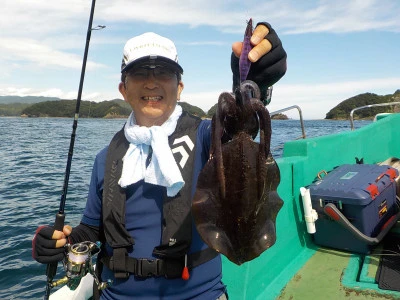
231, 21, 287, 104
32, 225, 70, 264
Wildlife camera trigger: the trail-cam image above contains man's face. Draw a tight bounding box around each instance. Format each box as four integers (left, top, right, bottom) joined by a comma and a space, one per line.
119, 65, 184, 127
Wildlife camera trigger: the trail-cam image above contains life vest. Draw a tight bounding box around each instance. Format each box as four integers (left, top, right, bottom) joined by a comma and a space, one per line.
100, 110, 217, 280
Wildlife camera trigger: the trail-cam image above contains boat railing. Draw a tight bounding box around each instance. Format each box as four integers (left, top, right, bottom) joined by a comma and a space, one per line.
270, 105, 306, 139
349, 102, 400, 130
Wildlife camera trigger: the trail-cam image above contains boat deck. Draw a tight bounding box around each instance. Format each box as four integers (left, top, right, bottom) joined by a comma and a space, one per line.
278, 226, 400, 299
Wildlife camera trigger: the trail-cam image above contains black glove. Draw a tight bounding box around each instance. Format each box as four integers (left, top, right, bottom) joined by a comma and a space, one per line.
32, 225, 66, 264
231, 22, 287, 105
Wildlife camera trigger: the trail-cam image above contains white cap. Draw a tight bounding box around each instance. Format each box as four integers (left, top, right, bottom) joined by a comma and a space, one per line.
121, 32, 183, 74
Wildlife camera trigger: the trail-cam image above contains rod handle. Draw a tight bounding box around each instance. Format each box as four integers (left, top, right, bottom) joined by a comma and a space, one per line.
53, 212, 65, 231
44, 213, 65, 299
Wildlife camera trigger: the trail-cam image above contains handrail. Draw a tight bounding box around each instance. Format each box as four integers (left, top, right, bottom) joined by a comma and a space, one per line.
270, 105, 306, 139
349, 102, 400, 130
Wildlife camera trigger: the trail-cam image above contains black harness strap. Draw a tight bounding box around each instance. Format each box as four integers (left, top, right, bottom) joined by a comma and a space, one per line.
101, 247, 218, 279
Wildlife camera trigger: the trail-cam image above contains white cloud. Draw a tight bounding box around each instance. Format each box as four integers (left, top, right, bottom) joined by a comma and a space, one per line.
0, 1, 104, 71
1, 0, 399, 72
274, 0, 400, 34
0, 38, 105, 70
97, 1, 238, 27
181, 91, 221, 113
0, 87, 34, 96
0, 87, 98, 101
3, 1, 400, 41
95, 0, 400, 34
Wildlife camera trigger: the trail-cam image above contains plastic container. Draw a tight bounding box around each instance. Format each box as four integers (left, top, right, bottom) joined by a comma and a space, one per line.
309, 164, 398, 253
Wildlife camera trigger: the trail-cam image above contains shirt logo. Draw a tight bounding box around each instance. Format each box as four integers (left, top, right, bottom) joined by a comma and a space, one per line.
171, 135, 194, 169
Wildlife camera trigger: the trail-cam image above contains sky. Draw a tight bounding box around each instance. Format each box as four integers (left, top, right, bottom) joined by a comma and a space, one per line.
0, 0, 399, 120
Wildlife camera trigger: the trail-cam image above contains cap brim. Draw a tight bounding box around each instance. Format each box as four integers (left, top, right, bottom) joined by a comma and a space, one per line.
122, 56, 183, 74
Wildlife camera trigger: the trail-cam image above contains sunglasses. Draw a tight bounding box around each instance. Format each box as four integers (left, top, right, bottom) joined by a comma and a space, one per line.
127, 65, 178, 81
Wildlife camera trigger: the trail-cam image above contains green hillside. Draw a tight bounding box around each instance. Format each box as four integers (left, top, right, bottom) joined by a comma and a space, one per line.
325, 90, 400, 119
0, 103, 32, 116
21, 99, 131, 118
17, 99, 206, 118
2, 90, 399, 119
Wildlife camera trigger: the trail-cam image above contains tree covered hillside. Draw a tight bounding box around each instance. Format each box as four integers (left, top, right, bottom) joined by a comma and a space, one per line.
20, 99, 206, 118
2, 90, 399, 119
325, 90, 400, 119
21, 99, 132, 118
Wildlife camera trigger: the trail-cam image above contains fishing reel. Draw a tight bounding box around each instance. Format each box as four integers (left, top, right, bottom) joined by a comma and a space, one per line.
50, 241, 111, 291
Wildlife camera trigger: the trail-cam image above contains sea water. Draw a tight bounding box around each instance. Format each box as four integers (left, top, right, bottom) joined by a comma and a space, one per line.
0, 116, 370, 299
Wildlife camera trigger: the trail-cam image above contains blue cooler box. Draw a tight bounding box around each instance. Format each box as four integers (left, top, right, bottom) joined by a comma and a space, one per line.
309, 164, 398, 253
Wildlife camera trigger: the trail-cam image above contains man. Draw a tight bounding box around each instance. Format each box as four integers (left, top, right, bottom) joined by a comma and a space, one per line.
33, 21, 287, 299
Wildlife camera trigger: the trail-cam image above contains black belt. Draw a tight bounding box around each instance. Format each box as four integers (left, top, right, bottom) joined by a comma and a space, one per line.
101, 247, 218, 279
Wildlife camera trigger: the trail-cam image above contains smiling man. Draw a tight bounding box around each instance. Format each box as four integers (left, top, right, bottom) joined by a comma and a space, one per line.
119, 32, 185, 127
33, 24, 287, 299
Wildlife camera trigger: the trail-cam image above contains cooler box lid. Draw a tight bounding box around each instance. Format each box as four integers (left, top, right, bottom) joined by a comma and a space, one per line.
309, 164, 398, 205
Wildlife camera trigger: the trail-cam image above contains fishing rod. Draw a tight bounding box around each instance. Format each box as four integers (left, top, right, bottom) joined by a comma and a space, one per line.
44, 0, 101, 298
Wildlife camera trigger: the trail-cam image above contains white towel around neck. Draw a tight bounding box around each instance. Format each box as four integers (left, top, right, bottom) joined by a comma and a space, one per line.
118, 105, 184, 197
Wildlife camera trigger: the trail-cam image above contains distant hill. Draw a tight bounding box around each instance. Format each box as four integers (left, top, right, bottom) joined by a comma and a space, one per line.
13, 97, 206, 119
2, 90, 400, 119
179, 102, 206, 117
0, 95, 61, 104
325, 90, 400, 119
271, 113, 289, 120
0, 96, 65, 116
0, 103, 32, 116
21, 99, 131, 118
